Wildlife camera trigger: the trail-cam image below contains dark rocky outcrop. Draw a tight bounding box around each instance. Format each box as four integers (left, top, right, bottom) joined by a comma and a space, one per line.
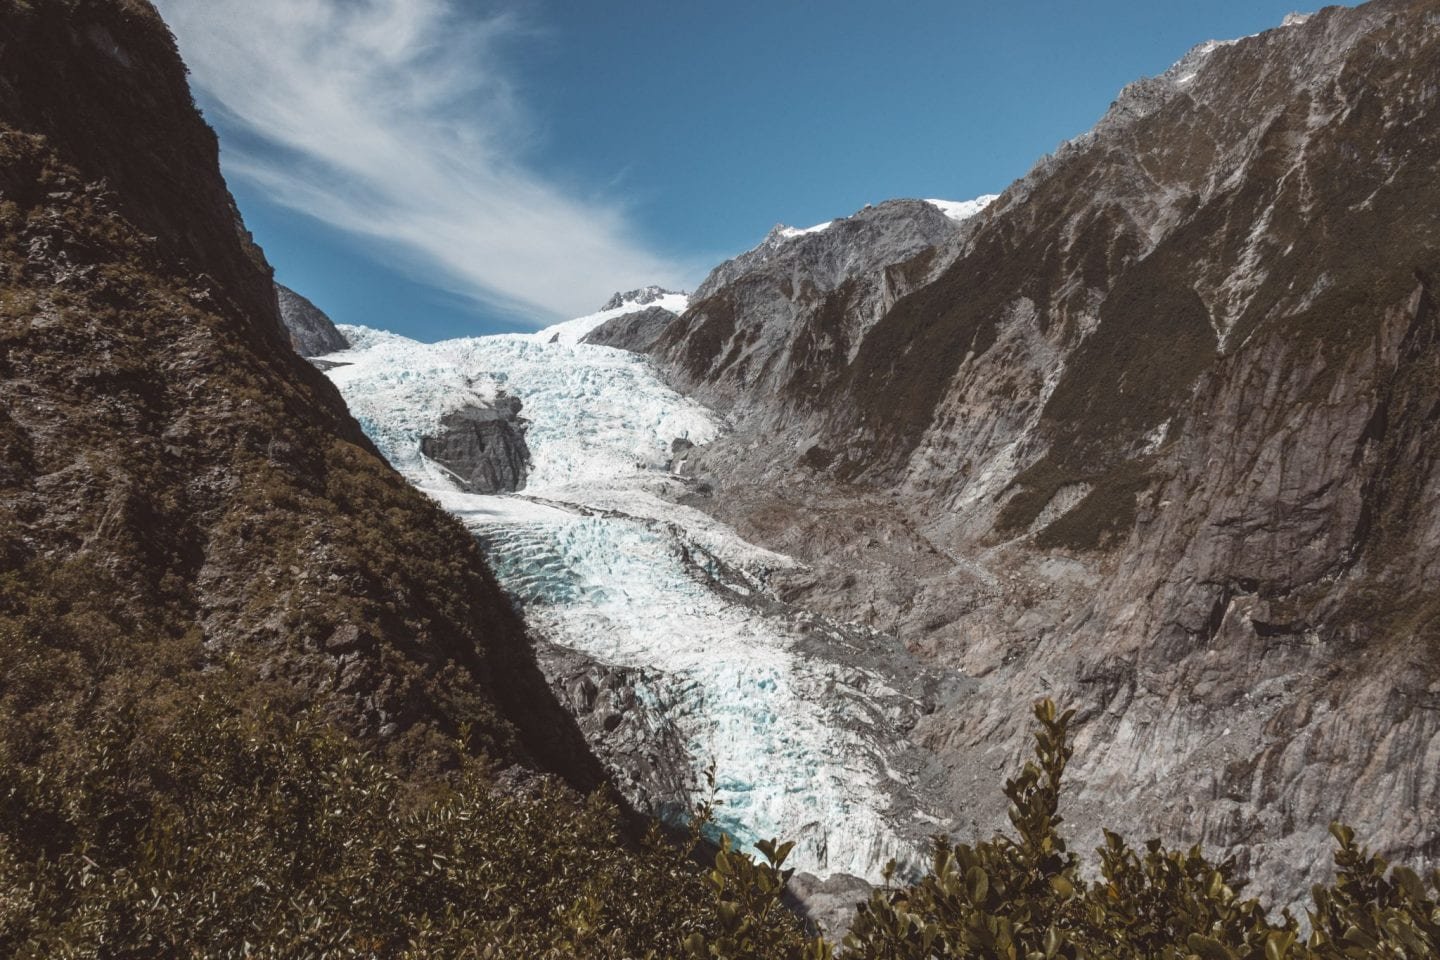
275, 281, 348, 356
420, 398, 531, 493
785, 872, 874, 938
580, 305, 678, 353
0, 0, 600, 788
652, 0, 1440, 907
538, 641, 695, 821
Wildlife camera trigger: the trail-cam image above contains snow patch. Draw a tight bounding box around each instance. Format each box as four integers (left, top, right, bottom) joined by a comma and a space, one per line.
924, 195, 1000, 223
777, 220, 835, 239
531, 291, 691, 346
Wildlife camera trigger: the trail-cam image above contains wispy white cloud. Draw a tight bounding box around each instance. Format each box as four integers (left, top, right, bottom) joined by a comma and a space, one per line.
153, 0, 688, 323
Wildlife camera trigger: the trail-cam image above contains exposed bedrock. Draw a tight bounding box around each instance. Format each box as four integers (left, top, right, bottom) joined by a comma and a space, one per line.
538, 641, 696, 821
419, 398, 532, 493
274, 282, 349, 356
580, 305, 679, 353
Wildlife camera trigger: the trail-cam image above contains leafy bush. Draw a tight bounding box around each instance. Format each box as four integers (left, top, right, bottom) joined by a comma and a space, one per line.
3, 694, 1436, 958
839, 701, 1440, 960
0, 695, 813, 959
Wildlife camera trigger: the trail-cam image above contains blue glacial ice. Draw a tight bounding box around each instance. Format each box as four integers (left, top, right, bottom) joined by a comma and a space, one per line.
318, 317, 952, 881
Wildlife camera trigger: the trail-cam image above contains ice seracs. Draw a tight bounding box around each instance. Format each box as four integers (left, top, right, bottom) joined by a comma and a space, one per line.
316, 316, 954, 882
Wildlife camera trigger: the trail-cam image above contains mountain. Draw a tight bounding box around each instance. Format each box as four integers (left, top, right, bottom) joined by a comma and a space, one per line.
652, 198, 985, 423
647, 0, 1440, 905
1, 3, 836, 952
580, 305, 680, 353
10, 0, 1440, 950
274, 281, 349, 356
0, 0, 622, 872
0, 0, 598, 780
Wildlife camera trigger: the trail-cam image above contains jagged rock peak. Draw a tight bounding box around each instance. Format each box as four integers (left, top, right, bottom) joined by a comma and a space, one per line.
690, 197, 971, 305
599, 285, 685, 312
275, 282, 349, 357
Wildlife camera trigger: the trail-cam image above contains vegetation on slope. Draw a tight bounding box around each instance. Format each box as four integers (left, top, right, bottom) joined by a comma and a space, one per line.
4, 698, 1435, 958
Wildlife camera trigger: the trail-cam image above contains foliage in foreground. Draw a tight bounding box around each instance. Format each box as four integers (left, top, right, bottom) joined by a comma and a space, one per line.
0, 693, 812, 959
2, 697, 1438, 958
838, 702, 1440, 959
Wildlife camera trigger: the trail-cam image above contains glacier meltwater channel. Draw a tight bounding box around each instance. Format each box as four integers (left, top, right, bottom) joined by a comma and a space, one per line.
319, 300, 950, 881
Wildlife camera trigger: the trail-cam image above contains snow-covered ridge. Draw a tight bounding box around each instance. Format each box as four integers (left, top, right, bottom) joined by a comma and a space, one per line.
766, 194, 996, 244
1169, 11, 1312, 87
925, 195, 999, 223
776, 220, 835, 240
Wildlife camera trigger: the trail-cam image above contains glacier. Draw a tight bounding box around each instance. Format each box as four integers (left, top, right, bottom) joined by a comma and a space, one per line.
317, 297, 956, 881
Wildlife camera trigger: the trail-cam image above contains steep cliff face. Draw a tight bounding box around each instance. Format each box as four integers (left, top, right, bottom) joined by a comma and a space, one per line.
580, 305, 679, 353
654, 0, 1440, 904
0, 0, 599, 785
275, 281, 349, 356
651, 199, 979, 425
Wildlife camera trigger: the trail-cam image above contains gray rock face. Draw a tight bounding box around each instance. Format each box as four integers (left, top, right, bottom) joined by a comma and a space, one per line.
274, 282, 349, 356
653, 0, 1440, 909
537, 641, 695, 821
651, 198, 976, 425
580, 305, 678, 353
785, 872, 875, 938
419, 399, 531, 493
599, 285, 683, 312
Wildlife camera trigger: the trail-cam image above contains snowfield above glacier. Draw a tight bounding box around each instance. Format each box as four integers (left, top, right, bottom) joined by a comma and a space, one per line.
925, 195, 1000, 222
326, 322, 715, 494
317, 320, 955, 881
531, 290, 691, 347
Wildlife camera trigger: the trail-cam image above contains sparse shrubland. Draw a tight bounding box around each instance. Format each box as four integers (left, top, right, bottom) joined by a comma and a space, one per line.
3, 697, 1435, 958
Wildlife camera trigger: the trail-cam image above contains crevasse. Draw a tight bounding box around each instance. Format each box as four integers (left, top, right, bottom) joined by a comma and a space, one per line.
318, 307, 946, 881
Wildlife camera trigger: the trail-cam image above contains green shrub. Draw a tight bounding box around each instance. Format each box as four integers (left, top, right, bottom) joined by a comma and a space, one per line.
839, 701, 1440, 960
0, 695, 815, 959
3, 692, 1435, 958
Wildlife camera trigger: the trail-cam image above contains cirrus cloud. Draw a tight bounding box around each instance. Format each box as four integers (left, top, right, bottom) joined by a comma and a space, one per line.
152, 0, 689, 323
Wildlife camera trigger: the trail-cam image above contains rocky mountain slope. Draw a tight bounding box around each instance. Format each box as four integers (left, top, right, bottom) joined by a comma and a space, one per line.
581, 304, 679, 353
648, 0, 1440, 905
0, 0, 599, 787
275, 281, 348, 356
652, 198, 984, 425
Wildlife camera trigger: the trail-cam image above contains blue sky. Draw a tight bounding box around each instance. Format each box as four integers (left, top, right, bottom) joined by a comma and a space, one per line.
155, 0, 1317, 341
